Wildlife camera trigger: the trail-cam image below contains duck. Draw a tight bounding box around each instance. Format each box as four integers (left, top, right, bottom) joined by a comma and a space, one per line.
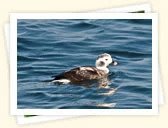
51, 53, 117, 84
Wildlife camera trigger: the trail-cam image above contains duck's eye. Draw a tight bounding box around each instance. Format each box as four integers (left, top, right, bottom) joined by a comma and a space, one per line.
105, 59, 108, 61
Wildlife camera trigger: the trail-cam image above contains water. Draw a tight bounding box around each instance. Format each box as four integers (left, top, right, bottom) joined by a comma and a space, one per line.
17, 19, 152, 109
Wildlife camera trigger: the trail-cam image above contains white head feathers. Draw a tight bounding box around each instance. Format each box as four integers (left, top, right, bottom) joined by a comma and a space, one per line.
95, 53, 117, 73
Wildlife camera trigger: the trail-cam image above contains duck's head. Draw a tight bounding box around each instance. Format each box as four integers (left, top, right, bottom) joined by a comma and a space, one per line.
95, 53, 117, 73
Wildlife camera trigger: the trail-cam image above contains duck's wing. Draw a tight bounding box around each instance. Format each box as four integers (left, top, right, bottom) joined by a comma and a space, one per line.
75, 67, 104, 80
53, 66, 104, 82
51, 67, 80, 79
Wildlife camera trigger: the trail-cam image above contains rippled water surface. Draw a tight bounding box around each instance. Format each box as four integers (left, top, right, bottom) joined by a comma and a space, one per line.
17, 19, 152, 109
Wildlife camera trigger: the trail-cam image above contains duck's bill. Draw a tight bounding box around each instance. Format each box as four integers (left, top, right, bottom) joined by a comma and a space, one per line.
111, 61, 118, 66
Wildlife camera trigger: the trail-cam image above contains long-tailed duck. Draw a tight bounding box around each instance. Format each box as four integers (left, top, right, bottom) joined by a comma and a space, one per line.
51, 53, 117, 84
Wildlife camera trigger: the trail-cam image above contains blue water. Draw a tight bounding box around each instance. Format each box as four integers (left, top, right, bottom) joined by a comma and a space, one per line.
17, 19, 152, 109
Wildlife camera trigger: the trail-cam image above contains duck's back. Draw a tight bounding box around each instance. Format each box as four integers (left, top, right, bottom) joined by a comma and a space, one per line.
52, 66, 107, 83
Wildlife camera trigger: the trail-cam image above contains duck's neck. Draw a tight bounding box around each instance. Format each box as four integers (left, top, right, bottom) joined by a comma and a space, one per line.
96, 66, 109, 74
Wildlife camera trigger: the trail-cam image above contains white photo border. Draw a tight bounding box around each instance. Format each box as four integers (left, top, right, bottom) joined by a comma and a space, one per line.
92, 3, 151, 12
10, 13, 158, 115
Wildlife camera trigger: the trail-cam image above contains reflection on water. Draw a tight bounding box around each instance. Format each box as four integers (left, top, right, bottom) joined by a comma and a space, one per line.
99, 87, 118, 96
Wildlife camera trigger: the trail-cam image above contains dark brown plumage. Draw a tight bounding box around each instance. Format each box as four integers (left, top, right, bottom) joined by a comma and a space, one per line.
52, 66, 107, 83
